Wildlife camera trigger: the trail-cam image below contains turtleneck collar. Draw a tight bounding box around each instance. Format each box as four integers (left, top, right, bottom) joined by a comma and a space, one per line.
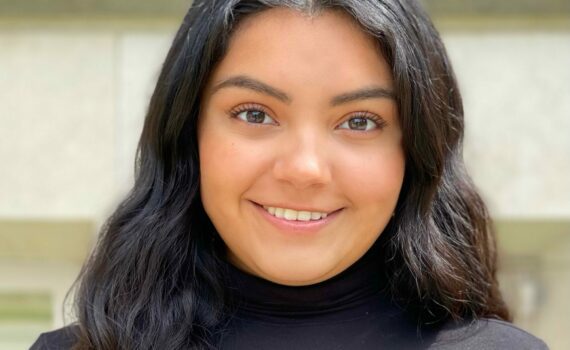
223, 239, 387, 318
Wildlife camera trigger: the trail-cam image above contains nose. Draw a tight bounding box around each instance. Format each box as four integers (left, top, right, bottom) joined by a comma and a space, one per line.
272, 130, 332, 189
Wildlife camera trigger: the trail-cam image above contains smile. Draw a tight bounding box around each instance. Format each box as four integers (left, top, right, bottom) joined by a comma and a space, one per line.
262, 206, 329, 221
251, 201, 343, 234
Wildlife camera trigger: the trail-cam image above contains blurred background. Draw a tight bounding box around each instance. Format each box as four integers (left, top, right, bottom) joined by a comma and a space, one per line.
0, 0, 569, 349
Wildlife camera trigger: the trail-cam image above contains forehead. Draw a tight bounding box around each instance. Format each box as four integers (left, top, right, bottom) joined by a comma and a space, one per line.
204, 7, 393, 97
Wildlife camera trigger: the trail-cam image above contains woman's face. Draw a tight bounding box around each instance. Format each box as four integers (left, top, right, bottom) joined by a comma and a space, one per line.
198, 8, 405, 286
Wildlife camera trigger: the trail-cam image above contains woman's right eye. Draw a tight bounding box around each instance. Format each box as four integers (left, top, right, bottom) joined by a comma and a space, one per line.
232, 109, 277, 125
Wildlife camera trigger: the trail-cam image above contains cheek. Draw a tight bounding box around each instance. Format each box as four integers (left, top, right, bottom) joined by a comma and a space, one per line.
199, 138, 236, 211
198, 124, 271, 207
336, 144, 405, 211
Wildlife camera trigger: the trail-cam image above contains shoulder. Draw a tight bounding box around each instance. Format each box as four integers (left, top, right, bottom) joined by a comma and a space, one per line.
29, 324, 80, 350
430, 318, 548, 350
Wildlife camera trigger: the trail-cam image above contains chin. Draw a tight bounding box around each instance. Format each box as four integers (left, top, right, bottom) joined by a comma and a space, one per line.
256, 256, 338, 286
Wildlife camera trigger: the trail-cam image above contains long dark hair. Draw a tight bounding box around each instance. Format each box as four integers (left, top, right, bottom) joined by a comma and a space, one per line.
69, 0, 510, 349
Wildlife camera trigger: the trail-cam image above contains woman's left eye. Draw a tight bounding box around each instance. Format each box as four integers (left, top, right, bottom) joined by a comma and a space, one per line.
338, 115, 383, 131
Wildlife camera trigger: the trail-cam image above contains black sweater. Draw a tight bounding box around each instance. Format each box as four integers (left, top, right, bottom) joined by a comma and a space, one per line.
30, 244, 548, 349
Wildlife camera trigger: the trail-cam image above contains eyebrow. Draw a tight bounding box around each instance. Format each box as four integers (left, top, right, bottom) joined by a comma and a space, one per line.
210, 75, 395, 106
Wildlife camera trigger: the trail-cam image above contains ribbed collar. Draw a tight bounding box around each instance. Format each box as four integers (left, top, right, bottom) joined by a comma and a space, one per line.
224, 239, 386, 318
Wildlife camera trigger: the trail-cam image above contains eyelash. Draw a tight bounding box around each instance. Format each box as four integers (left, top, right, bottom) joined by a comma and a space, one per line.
229, 103, 275, 125
228, 103, 387, 131
342, 111, 388, 131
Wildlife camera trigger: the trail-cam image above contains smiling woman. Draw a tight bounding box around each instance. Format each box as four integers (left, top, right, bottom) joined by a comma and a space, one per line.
30, 1, 547, 349
198, 9, 404, 287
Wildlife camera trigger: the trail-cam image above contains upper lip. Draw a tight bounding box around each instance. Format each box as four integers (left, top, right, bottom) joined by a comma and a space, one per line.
251, 201, 342, 214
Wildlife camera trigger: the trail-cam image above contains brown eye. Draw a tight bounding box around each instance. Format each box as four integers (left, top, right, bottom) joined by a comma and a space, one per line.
231, 107, 277, 125
338, 116, 380, 131
348, 117, 369, 130
244, 110, 268, 123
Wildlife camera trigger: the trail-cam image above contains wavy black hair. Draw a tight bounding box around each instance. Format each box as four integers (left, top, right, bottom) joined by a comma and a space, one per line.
69, 0, 510, 349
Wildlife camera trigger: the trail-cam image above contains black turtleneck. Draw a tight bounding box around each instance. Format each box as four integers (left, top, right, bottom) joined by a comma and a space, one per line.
218, 240, 433, 349
216, 241, 548, 350
30, 241, 548, 349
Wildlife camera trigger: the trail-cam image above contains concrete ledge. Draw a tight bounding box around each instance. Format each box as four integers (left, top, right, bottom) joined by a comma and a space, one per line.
0, 220, 94, 264
0, 0, 568, 18
496, 220, 570, 259
424, 0, 570, 16
0, 0, 190, 17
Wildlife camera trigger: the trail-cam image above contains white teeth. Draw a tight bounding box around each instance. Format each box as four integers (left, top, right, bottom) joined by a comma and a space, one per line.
283, 209, 297, 220
262, 205, 330, 221
297, 211, 311, 221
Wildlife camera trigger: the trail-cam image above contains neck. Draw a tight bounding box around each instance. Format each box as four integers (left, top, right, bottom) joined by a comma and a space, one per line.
223, 239, 386, 317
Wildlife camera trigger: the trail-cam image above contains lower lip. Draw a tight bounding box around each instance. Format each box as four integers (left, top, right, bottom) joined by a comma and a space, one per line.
251, 201, 342, 235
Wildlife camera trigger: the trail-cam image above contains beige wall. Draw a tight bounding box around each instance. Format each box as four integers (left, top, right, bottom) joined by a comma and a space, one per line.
446, 32, 570, 218
0, 24, 173, 224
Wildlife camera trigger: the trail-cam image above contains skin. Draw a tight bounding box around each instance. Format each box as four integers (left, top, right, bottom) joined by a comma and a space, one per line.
198, 8, 405, 286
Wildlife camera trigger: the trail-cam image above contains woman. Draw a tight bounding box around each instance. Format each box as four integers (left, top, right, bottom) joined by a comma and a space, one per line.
31, 0, 547, 349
